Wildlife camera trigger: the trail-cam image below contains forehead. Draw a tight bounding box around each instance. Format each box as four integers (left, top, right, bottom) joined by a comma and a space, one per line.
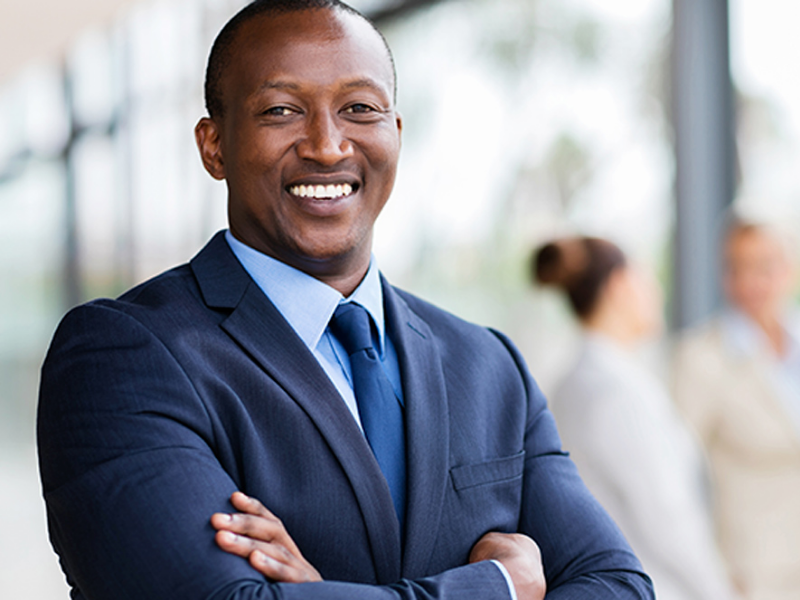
726, 229, 784, 261
224, 9, 394, 98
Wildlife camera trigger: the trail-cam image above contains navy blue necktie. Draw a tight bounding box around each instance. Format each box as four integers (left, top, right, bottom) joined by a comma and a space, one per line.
330, 303, 406, 528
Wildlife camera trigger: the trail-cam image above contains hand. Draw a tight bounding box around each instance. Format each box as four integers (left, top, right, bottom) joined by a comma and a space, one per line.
211, 491, 323, 583
469, 532, 546, 600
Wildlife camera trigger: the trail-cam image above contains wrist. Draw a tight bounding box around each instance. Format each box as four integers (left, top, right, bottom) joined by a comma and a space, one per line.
490, 559, 518, 600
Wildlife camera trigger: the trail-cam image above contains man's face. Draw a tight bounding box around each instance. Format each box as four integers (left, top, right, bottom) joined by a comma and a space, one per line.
196, 9, 401, 280
724, 228, 795, 320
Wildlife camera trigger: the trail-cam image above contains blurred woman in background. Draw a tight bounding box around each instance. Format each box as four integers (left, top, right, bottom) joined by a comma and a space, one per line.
673, 218, 800, 600
533, 236, 737, 600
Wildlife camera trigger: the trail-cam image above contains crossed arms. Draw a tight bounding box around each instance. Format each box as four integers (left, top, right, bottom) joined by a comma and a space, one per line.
213, 491, 546, 597
38, 298, 653, 600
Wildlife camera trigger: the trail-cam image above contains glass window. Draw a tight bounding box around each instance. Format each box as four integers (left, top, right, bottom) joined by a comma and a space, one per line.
374, 0, 670, 379
731, 0, 800, 235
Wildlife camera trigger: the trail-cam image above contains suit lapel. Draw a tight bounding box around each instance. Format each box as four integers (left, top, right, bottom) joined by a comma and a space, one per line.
383, 281, 450, 579
190, 234, 402, 583
746, 358, 800, 450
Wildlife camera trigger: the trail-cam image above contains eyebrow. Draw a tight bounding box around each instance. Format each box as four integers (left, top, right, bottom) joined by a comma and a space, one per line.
254, 78, 390, 96
255, 80, 301, 94
341, 78, 390, 95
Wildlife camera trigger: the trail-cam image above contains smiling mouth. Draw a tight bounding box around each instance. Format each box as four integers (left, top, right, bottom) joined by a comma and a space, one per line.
288, 183, 356, 200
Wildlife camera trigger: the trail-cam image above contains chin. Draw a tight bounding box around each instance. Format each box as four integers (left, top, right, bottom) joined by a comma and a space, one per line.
305, 230, 370, 259
295, 242, 365, 266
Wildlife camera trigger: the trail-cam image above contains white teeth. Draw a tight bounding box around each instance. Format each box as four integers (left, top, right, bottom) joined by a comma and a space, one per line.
289, 183, 354, 199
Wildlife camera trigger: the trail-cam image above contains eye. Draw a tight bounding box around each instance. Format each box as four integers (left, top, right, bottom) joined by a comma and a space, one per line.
344, 103, 376, 115
262, 106, 296, 117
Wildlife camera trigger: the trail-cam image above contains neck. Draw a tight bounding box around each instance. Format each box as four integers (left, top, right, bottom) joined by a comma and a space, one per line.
229, 229, 372, 297
288, 254, 370, 297
746, 308, 787, 357
582, 310, 640, 348
316, 268, 370, 297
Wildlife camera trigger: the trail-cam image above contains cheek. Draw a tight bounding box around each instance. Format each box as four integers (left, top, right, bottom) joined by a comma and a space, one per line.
742, 272, 771, 295
631, 277, 662, 333
643, 290, 664, 333
228, 120, 291, 166
359, 128, 401, 171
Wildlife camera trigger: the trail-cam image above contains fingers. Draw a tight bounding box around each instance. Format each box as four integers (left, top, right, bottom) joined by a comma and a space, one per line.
211, 492, 322, 583
249, 549, 321, 583
230, 491, 273, 517
215, 530, 321, 582
469, 532, 546, 600
211, 494, 302, 556
213, 527, 286, 561
469, 531, 541, 563
210, 511, 283, 544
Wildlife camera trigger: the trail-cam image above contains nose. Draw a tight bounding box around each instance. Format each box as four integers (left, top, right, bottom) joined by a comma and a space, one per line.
296, 111, 354, 165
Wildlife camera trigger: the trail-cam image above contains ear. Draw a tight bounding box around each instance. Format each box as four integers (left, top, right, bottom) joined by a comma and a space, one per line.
395, 111, 403, 140
195, 117, 226, 180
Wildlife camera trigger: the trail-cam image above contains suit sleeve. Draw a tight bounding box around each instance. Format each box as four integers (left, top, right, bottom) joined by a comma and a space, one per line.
489, 330, 654, 599
38, 302, 514, 600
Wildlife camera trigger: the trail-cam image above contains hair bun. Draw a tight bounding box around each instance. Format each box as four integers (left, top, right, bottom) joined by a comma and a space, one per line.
533, 239, 587, 289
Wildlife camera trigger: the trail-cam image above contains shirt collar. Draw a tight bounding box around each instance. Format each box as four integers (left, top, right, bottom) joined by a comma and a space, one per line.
225, 230, 386, 353
721, 309, 762, 358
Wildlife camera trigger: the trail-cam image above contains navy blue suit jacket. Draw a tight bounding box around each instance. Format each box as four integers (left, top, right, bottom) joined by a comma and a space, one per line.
38, 232, 653, 599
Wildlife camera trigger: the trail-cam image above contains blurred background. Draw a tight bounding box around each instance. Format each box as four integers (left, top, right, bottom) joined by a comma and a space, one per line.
1, 0, 799, 597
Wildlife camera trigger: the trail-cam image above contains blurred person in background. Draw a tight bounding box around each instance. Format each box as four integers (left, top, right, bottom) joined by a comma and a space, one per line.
673, 217, 800, 600
533, 236, 737, 600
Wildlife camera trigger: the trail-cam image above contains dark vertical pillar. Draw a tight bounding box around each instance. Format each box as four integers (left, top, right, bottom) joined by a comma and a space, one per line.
671, 0, 737, 330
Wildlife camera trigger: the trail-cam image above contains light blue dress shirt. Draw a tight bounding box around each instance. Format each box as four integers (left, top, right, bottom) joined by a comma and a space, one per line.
224, 231, 517, 599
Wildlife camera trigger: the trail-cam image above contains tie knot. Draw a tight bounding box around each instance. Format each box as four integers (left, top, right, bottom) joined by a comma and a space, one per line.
330, 303, 375, 356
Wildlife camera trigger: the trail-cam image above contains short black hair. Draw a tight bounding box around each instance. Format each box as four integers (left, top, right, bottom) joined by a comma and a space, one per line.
203, 0, 396, 118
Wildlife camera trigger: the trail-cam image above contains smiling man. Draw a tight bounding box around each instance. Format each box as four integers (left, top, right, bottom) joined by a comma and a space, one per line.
37, 2, 653, 599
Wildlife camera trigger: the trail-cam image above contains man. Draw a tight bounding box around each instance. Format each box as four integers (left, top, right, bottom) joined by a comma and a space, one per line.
673, 217, 800, 600
37, 1, 653, 599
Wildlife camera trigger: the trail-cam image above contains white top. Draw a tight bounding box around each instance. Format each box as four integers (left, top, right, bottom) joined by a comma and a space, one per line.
551, 334, 736, 600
